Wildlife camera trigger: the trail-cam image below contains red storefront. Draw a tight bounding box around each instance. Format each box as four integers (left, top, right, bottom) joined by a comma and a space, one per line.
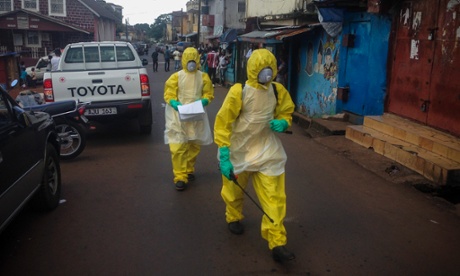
387, 0, 460, 137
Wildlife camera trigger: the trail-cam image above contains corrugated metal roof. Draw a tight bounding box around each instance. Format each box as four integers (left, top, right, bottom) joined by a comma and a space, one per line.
238, 27, 314, 43
276, 27, 312, 40
240, 30, 284, 39
78, 0, 122, 22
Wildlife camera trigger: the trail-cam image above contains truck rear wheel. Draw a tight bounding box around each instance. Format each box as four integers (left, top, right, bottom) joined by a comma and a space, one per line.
140, 124, 152, 135
139, 107, 152, 135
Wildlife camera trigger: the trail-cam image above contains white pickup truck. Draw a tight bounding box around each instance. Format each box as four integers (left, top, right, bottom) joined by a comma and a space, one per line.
42, 41, 152, 134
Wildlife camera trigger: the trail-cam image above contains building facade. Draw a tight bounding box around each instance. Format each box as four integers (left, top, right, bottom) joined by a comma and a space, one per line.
0, 0, 121, 66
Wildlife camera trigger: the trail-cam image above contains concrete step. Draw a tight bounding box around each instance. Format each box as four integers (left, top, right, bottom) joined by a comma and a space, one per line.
364, 114, 460, 163
309, 118, 350, 136
346, 125, 460, 186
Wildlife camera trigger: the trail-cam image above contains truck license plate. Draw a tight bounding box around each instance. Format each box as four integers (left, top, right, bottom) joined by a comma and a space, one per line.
85, 107, 117, 116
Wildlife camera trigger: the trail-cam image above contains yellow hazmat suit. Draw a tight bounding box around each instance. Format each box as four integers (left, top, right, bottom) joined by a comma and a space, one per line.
214, 49, 295, 252
164, 47, 214, 190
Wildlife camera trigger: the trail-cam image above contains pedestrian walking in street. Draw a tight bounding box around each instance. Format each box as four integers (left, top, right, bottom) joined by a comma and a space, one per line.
20, 61, 26, 72
173, 49, 181, 71
151, 48, 159, 72
164, 47, 215, 191
217, 51, 228, 86
20, 67, 28, 88
206, 47, 218, 86
164, 46, 171, 72
214, 48, 296, 262
200, 49, 208, 73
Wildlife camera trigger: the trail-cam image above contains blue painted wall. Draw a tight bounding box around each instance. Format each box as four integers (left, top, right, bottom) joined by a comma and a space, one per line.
295, 28, 340, 117
293, 12, 391, 119
338, 12, 391, 116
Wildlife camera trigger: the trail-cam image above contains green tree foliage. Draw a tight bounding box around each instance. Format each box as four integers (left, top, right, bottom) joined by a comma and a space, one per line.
134, 23, 150, 33
149, 14, 171, 42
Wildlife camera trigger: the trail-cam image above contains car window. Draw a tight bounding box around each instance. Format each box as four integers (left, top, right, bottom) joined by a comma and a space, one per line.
64, 48, 84, 63
116, 46, 135, 61
37, 59, 49, 69
100, 46, 116, 62
0, 93, 12, 126
65, 45, 135, 63
84, 47, 100, 63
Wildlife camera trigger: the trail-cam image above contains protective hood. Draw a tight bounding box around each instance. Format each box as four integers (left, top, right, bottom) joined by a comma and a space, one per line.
246, 48, 278, 89
181, 47, 200, 72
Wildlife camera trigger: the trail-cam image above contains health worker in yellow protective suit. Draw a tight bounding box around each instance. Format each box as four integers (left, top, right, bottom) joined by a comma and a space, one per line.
164, 47, 214, 191
214, 48, 296, 262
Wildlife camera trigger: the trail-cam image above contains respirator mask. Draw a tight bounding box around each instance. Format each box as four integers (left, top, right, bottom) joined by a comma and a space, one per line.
258, 67, 273, 84
187, 61, 197, 72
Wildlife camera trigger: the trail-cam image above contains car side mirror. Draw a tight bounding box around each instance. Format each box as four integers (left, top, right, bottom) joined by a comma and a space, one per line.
12, 106, 30, 127
10, 79, 18, 88
142, 59, 148, 66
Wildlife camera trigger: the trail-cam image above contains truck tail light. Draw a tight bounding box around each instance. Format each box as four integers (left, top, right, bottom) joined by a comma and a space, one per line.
77, 105, 86, 115
43, 79, 55, 102
140, 74, 150, 97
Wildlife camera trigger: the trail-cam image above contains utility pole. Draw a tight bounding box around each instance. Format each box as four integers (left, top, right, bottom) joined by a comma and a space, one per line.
181, 8, 183, 42
196, 0, 201, 48
125, 18, 129, 41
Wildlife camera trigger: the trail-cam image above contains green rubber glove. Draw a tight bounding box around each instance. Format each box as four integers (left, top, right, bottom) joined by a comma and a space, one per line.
270, 119, 289, 133
169, 99, 182, 111
201, 98, 209, 107
219, 146, 234, 180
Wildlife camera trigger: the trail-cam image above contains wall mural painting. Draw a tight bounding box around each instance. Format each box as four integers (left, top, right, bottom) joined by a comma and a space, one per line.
322, 37, 339, 81
305, 42, 314, 76
298, 34, 340, 117
313, 40, 324, 74
310, 37, 339, 81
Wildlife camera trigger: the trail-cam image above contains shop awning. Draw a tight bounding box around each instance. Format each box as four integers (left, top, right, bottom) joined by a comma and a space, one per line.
220, 28, 238, 43
205, 34, 221, 40
275, 27, 313, 40
238, 27, 313, 43
184, 32, 198, 38
238, 30, 284, 44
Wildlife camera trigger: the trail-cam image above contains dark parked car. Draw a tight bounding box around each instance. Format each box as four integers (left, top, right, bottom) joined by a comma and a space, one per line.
0, 81, 61, 233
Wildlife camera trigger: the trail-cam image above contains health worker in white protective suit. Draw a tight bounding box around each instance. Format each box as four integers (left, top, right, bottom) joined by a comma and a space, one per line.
164, 47, 214, 191
214, 48, 296, 262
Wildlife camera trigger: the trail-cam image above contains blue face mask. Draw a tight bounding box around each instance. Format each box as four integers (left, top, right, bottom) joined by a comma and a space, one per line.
258, 67, 273, 84
187, 61, 197, 72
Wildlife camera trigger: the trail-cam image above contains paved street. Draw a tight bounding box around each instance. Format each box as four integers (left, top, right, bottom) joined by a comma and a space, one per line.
1, 54, 460, 275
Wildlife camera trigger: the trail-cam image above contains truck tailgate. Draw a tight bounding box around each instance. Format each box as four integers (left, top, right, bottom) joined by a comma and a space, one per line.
52, 69, 144, 102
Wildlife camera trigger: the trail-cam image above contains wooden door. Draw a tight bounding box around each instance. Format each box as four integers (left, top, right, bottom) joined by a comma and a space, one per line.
387, 0, 438, 123
426, 0, 460, 136
387, 0, 460, 136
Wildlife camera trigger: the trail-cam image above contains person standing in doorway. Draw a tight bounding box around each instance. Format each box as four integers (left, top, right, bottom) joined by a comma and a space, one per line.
276, 56, 287, 86
245, 44, 258, 61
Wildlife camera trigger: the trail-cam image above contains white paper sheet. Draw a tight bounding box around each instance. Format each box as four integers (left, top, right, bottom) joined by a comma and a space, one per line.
178, 100, 205, 121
